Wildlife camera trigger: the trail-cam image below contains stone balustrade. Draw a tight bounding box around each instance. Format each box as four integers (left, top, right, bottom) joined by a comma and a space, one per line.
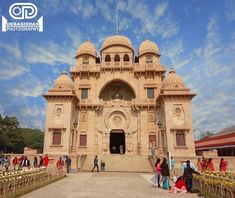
0, 167, 64, 198
70, 63, 166, 73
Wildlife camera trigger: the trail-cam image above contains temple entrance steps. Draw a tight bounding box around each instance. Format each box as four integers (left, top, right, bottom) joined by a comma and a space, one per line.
81, 154, 154, 173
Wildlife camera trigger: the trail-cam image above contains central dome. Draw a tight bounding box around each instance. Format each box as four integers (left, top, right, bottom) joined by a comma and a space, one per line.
101, 35, 133, 51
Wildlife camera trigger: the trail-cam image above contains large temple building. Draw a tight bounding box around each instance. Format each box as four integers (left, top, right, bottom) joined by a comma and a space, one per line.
43, 35, 196, 171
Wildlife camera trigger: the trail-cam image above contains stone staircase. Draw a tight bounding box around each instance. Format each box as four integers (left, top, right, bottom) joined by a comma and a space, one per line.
81, 154, 154, 173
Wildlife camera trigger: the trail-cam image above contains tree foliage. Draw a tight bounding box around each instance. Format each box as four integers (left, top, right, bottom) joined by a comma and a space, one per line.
0, 114, 44, 153
200, 131, 214, 138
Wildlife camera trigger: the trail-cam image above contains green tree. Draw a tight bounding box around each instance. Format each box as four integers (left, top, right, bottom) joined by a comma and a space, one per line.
0, 115, 44, 153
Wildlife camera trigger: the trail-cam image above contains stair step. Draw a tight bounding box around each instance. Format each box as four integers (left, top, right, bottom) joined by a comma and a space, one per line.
81, 155, 154, 173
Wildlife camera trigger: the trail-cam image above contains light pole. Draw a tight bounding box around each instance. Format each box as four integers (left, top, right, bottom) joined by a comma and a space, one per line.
157, 121, 163, 155
72, 120, 78, 153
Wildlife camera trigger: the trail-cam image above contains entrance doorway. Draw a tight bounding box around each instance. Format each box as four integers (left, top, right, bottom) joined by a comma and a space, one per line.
110, 130, 125, 154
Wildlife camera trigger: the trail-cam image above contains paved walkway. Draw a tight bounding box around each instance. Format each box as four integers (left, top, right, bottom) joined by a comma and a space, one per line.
21, 172, 199, 198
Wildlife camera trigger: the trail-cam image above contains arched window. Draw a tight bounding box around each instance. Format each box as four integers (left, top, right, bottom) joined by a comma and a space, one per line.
146, 56, 153, 64
105, 54, 111, 62
83, 57, 89, 65
123, 54, 129, 61
114, 54, 120, 62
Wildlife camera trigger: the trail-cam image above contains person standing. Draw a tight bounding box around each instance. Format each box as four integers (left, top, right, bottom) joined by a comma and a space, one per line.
171, 156, 175, 171
21, 156, 30, 170
33, 156, 38, 168
43, 154, 49, 167
92, 155, 99, 172
39, 156, 43, 167
155, 158, 161, 188
0, 155, 5, 170
100, 160, 105, 172
219, 158, 227, 172
65, 156, 71, 174
208, 158, 215, 172
12, 157, 18, 170
119, 145, 124, 155
182, 160, 197, 173
196, 158, 202, 172
183, 160, 199, 193
4, 155, 10, 172
57, 157, 64, 174
160, 157, 170, 190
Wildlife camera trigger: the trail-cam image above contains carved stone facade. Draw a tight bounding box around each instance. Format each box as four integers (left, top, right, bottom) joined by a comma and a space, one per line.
43, 35, 197, 161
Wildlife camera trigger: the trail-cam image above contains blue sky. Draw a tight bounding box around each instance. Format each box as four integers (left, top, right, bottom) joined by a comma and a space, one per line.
0, 0, 235, 139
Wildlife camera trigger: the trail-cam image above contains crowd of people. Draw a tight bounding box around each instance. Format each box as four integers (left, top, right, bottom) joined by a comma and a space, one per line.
196, 157, 227, 172
151, 156, 228, 194
0, 154, 73, 175
0, 154, 49, 172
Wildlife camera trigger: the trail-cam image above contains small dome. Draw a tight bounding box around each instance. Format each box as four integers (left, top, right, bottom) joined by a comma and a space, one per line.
101, 35, 133, 51
162, 68, 185, 89
76, 40, 96, 57
54, 70, 74, 89
138, 39, 160, 56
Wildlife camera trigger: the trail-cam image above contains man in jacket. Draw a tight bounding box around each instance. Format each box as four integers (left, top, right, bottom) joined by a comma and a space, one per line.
183, 160, 199, 192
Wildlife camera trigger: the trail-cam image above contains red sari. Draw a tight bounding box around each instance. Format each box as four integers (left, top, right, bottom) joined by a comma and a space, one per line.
208, 161, 215, 171
43, 156, 49, 167
219, 160, 227, 172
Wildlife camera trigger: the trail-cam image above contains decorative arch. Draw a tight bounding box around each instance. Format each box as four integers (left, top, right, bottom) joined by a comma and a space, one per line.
114, 54, 120, 62
123, 54, 129, 61
146, 55, 153, 64
105, 54, 111, 62
99, 79, 136, 100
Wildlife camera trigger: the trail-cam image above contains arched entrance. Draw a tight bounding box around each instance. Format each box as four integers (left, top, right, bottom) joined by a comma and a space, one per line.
110, 129, 125, 154
99, 80, 136, 101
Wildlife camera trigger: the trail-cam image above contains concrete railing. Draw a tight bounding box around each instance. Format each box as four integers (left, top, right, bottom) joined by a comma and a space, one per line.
0, 167, 64, 198
193, 171, 235, 198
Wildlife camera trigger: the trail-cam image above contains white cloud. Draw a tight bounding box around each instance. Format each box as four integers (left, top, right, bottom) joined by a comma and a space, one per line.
70, 1, 96, 18
0, 104, 5, 116
117, 1, 127, 11
0, 59, 30, 80
25, 42, 75, 65
22, 105, 45, 117
95, 0, 114, 22
125, 0, 179, 38
119, 17, 131, 31
155, 1, 168, 18
161, 40, 192, 69
66, 28, 83, 49
157, 22, 179, 38
8, 76, 51, 98
0, 41, 22, 59
225, 0, 235, 21
203, 16, 222, 58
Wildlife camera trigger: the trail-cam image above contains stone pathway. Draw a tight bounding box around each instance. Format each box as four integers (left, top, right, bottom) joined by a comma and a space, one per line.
20, 172, 199, 198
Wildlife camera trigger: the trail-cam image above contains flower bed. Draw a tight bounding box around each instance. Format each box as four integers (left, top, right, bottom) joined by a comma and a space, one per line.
0, 168, 64, 197
193, 171, 235, 198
